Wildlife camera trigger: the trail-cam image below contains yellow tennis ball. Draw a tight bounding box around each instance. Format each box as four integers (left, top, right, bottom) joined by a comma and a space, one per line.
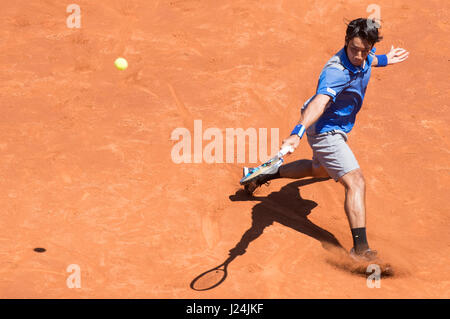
114, 57, 128, 70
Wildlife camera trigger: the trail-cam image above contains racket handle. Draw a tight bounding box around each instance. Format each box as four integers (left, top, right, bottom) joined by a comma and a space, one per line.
278, 145, 294, 157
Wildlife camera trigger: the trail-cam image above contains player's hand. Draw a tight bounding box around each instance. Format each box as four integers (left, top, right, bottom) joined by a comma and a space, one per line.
386, 45, 409, 64
281, 135, 301, 156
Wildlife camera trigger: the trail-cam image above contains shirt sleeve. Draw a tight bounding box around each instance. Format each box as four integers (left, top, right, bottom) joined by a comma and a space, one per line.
316, 67, 349, 102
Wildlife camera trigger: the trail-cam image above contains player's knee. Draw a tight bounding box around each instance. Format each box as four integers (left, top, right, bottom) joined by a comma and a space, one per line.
341, 170, 365, 191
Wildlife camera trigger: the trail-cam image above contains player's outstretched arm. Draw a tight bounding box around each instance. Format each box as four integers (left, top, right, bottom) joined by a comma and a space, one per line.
280, 94, 331, 153
373, 45, 409, 66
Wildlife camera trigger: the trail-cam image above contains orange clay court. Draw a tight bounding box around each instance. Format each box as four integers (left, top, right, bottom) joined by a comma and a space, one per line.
0, 0, 449, 298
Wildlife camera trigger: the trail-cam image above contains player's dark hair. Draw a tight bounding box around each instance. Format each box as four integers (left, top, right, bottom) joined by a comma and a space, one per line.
345, 18, 382, 47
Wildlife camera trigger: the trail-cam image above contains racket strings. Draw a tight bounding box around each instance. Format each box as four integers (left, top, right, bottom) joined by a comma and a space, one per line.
241, 158, 283, 183
191, 269, 227, 291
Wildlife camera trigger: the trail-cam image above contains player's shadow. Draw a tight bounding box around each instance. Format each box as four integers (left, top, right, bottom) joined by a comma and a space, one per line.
227, 178, 345, 258
190, 177, 345, 291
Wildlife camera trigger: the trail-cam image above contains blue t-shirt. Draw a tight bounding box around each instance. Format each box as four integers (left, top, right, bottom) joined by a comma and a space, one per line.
303, 47, 376, 135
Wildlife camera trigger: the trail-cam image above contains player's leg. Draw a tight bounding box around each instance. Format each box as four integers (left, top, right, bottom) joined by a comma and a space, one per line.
243, 158, 329, 194
279, 159, 312, 178
338, 168, 366, 229
338, 169, 377, 260
279, 157, 330, 179
243, 139, 331, 194
308, 131, 377, 260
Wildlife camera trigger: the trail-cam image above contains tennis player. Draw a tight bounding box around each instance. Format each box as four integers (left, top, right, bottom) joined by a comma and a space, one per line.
244, 18, 409, 261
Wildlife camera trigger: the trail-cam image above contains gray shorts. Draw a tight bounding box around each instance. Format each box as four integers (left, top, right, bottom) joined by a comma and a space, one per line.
306, 130, 360, 181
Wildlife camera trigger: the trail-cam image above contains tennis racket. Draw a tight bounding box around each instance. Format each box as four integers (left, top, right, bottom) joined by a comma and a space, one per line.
240, 145, 294, 185
190, 255, 235, 291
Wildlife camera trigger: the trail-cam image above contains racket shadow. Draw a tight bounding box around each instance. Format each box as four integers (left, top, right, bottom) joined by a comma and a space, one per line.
190, 178, 344, 291
190, 255, 237, 291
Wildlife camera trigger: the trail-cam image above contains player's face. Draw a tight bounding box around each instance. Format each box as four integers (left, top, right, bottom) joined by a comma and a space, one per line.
346, 37, 372, 67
